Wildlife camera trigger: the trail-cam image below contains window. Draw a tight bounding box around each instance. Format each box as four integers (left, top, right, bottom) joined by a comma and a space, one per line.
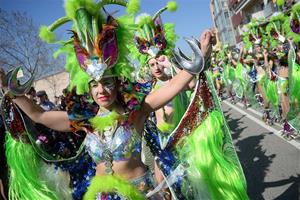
222, 1, 227, 8
224, 11, 229, 19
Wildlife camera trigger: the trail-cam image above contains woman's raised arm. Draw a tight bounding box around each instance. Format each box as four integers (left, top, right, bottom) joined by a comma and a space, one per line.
13, 96, 71, 132
142, 70, 194, 114
142, 30, 212, 114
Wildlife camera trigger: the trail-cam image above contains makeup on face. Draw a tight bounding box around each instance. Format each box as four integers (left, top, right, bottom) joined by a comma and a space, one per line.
90, 78, 116, 101
90, 78, 115, 88
101, 77, 116, 91
89, 78, 118, 108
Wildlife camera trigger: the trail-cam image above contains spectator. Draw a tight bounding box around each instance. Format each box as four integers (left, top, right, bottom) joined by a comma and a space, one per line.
54, 95, 60, 106
58, 95, 66, 111
26, 87, 37, 103
36, 90, 55, 111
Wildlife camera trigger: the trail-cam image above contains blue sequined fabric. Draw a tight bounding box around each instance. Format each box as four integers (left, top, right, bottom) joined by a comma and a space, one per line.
144, 120, 185, 199
57, 152, 96, 200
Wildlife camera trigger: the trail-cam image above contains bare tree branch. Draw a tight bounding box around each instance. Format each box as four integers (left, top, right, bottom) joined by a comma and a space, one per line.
0, 9, 63, 78
0, 46, 26, 66
0, 60, 16, 68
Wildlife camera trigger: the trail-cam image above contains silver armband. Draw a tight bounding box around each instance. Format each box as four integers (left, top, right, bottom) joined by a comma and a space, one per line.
7, 67, 34, 96
172, 37, 205, 74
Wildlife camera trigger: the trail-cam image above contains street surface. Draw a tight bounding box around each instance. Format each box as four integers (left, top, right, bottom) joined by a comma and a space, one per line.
222, 101, 300, 200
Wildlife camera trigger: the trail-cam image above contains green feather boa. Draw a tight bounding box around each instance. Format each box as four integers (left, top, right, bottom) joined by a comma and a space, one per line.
5, 133, 61, 200
177, 111, 248, 200
84, 175, 145, 200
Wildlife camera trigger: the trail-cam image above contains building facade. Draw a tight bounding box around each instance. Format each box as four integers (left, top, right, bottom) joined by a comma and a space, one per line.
211, 0, 297, 46
34, 71, 69, 102
210, 0, 236, 47
228, 0, 278, 43
228, 0, 297, 44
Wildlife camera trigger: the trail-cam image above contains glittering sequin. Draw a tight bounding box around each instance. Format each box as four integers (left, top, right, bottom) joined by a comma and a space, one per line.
1, 95, 27, 140
84, 124, 141, 165
96, 171, 155, 200
57, 152, 96, 200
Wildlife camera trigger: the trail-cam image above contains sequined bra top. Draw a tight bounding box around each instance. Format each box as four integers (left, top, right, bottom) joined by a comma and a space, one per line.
84, 123, 142, 164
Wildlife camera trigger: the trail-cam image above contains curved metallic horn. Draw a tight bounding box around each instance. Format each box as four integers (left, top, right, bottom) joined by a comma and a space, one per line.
170, 57, 181, 69
8, 67, 34, 96
192, 36, 201, 47
172, 38, 204, 74
178, 48, 191, 61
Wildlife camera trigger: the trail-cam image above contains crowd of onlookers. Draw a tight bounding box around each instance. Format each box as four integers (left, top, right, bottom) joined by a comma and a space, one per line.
25, 86, 67, 111
208, 1, 300, 141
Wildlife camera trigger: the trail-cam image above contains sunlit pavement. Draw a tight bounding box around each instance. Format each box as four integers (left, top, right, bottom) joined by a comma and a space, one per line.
222, 101, 300, 200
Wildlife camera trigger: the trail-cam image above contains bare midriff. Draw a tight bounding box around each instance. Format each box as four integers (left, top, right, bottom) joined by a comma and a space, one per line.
95, 153, 148, 180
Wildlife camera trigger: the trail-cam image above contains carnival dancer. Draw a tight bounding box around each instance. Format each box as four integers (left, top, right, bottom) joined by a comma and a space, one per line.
230, 47, 251, 108
263, 47, 281, 123
222, 49, 237, 103
130, 6, 248, 199
130, 2, 195, 134
253, 43, 275, 124
210, 53, 224, 99
1, 0, 248, 199
282, 2, 300, 139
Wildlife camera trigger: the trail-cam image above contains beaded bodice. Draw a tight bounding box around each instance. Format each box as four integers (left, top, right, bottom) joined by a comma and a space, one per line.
84, 110, 142, 174
84, 124, 141, 163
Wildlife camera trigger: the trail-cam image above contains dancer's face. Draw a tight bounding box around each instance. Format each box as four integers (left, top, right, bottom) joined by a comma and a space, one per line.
274, 59, 280, 67
148, 56, 168, 80
90, 78, 117, 108
254, 45, 262, 54
277, 44, 283, 52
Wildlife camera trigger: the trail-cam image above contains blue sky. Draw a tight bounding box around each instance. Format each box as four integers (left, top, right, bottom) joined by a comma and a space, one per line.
0, 0, 212, 53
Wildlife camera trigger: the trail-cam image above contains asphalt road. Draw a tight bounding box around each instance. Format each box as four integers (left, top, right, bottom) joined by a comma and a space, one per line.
222, 101, 300, 200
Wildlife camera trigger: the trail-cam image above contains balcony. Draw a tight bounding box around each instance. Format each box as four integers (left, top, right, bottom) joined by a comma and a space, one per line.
251, 2, 275, 20
228, 0, 238, 9
231, 0, 255, 14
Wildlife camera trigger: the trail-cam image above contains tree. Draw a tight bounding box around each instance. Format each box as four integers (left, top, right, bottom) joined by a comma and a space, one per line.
0, 9, 63, 78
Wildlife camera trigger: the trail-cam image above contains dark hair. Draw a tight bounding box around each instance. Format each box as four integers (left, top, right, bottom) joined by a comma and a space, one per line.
26, 87, 36, 95
36, 90, 47, 97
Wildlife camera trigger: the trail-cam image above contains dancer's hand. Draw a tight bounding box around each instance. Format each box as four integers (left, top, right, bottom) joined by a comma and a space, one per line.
263, 49, 268, 57
199, 30, 212, 59
157, 55, 172, 68
227, 52, 232, 59
210, 29, 217, 46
